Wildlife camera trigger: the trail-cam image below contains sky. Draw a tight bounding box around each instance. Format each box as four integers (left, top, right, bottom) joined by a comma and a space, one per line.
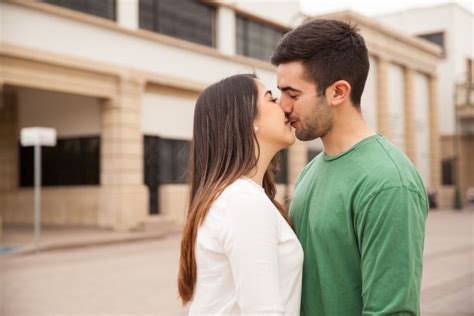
301, 0, 473, 17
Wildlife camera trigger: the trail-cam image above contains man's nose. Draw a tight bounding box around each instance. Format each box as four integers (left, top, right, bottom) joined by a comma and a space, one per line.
279, 95, 293, 114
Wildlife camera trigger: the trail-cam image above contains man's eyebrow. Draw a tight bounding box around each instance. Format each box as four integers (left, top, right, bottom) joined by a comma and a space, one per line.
278, 86, 302, 93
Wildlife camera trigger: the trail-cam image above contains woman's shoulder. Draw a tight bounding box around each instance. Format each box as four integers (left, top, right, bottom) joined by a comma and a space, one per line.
210, 178, 276, 221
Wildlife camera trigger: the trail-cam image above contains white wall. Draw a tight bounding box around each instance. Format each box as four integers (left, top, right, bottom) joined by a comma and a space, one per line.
414, 73, 431, 187
234, 0, 301, 27
1, 2, 278, 91
17, 87, 101, 137
387, 64, 405, 150
142, 90, 196, 140
216, 5, 236, 55
377, 4, 474, 135
117, 0, 138, 29
361, 56, 378, 131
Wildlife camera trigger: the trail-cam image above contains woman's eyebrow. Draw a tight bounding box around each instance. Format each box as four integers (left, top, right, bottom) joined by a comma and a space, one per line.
264, 90, 273, 97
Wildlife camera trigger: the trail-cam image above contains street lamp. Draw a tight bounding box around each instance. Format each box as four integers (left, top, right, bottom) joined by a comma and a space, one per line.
20, 127, 57, 251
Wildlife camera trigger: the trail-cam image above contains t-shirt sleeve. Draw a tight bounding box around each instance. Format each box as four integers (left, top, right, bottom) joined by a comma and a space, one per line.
355, 186, 428, 315
221, 191, 285, 315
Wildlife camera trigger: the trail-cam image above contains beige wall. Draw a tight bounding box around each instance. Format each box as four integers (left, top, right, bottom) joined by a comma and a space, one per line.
17, 86, 101, 137
142, 86, 197, 140
413, 73, 431, 187
387, 63, 406, 151
1, 187, 100, 226
361, 56, 378, 131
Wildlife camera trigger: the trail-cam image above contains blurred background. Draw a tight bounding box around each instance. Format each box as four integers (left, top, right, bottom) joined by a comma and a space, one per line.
0, 0, 473, 315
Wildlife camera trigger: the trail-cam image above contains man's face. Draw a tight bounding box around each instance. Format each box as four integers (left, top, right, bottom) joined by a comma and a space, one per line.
276, 61, 333, 141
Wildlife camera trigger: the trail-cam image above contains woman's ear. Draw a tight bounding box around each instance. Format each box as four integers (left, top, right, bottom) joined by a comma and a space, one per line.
328, 80, 351, 106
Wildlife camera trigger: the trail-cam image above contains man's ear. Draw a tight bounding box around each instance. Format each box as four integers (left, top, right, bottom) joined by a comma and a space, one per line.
327, 80, 351, 106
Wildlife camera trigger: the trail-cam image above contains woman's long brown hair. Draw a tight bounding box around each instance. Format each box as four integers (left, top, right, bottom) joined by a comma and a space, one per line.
177, 74, 292, 304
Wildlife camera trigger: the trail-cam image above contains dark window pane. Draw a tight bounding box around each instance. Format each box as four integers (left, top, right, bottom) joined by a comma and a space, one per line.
275, 149, 288, 184
143, 136, 190, 185
307, 149, 321, 162
236, 15, 286, 62
19, 136, 100, 187
442, 158, 455, 185
139, 0, 215, 47
143, 136, 190, 214
417, 32, 445, 50
43, 0, 116, 20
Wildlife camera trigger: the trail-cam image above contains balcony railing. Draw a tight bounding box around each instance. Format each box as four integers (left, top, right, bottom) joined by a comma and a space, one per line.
455, 82, 474, 120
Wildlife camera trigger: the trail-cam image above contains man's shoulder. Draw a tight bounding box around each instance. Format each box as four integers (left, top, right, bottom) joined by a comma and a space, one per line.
353, 136, 428, 203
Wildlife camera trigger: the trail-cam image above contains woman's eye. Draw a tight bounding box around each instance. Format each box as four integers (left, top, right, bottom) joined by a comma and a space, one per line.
271, 97, 278, 103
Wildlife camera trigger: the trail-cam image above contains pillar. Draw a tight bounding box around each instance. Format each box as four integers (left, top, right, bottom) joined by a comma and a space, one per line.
0, 86, 18, 192
376, 58, 390, 137
216, 5, 236, 56
99, 74, 147, 231
117, 0, 139, 30
428, 76, 441, 190
287, 140, 307, 199
404, 68, 416, 162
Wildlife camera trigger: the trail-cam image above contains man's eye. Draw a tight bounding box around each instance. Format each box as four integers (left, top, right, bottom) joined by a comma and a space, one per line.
289, 95, 298, 100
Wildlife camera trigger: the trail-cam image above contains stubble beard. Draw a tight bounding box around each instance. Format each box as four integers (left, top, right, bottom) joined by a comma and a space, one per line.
295, 97, 333, 141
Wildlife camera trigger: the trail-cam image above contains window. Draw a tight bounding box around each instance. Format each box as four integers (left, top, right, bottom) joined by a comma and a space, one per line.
275, 149, 288, 184
417, 32, 445, 55
42, 0, 116, 21
139, 0, 215, 47
467, 58, 473, 84
236, 15, 286, 62
19, 136, 100, 187
307, 149, 322, 162
144, 136, 190, 214
441, 158, 455, 186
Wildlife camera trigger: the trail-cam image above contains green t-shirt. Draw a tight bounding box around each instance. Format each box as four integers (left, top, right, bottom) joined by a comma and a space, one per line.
290, 134, 428, 316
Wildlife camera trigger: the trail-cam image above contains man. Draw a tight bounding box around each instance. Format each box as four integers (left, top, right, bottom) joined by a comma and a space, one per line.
271, 19, 428, 315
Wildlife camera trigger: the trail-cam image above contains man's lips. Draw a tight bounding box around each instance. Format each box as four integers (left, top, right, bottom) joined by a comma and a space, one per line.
288, 119, 298, 128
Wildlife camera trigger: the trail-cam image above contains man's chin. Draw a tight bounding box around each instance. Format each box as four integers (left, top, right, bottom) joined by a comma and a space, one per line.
295, 131, 319, 142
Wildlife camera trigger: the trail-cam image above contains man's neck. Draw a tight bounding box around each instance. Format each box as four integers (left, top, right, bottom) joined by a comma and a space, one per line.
321, 111, 375, 156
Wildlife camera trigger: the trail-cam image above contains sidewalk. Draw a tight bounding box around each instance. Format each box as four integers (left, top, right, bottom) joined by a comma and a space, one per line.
0, 216, 181, 256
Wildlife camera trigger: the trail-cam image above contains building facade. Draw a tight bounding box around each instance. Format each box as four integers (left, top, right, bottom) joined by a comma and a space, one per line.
377, 3, 474, 207
0, 1, 442, 231
0, 0, 304, 231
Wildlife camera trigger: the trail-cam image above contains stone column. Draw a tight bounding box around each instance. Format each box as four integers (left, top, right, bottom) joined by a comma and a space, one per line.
287, 139, 308, 199
0, 85, 18, 228
376, 58, 390, 137
0, 86, 18, 192
117, 0, 139, 30
99, 74, 148, 231
404, 68, 416, 162
216, 5, 236, 56
428, 76, 441, 189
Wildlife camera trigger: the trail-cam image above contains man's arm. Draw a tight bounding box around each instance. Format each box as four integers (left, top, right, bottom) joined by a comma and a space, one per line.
355, 186, 428, 315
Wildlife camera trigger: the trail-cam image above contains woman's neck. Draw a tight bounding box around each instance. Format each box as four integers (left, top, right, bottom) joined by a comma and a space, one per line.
246, 144, 276, 186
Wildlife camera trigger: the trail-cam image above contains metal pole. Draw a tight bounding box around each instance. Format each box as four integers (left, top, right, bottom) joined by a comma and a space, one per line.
34, 144, 41, 251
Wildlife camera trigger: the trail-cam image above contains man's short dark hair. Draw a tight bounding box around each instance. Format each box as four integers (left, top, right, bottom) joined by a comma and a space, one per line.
271, 19, 369, 107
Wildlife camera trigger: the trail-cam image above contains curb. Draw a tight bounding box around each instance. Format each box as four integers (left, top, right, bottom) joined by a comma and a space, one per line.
1, 230, 181, 258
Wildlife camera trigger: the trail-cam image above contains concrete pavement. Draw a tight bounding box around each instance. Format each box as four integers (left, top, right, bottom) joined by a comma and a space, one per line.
1, 209, 473, 315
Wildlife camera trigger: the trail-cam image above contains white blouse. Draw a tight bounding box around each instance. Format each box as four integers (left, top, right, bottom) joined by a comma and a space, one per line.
189, 178, 303, 316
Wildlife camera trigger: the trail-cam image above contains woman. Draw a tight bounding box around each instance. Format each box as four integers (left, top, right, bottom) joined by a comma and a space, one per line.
178, 74, 303, 315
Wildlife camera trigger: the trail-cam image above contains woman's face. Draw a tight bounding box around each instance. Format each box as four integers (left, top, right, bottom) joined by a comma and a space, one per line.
254, 80, 296, 151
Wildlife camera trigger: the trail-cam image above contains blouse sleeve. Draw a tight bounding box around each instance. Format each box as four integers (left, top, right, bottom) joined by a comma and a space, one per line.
221, 190, 285, 315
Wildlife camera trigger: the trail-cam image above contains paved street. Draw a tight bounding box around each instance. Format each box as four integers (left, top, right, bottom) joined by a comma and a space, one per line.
1, 210, 473, 316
